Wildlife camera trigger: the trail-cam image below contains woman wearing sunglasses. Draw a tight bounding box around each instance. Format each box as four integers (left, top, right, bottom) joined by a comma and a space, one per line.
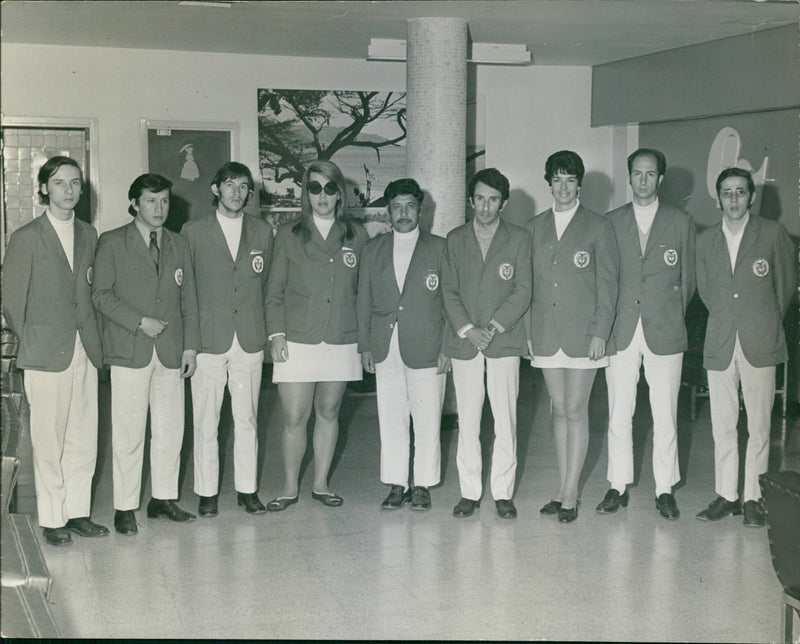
265, 159, 369, 511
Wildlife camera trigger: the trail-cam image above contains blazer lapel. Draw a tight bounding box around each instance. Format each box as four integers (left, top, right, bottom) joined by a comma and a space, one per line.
235, 216, 250, 264
734, 215, 760, 272
555, 206, 586, 252
711, 226, 733, 277
400, 232, 427, 296
72, 222, 87, 282
620, 204, 641, 251
159, 229, 175, 278
484, 220, 509, 266
644, 205, 670, 257
39, 215, 72, 272
126, 222, 155, 271
208, 215, 233, 260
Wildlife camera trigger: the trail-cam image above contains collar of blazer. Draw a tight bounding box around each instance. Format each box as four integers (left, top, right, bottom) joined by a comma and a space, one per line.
207, 212, 255, 264
40, 212, 85, 276
620, 202, 670, 257
714, 212, 761, 273
125, 221, 173, 272
468, 217, 510, 265
384, 229, 430, 296
310, 217, 347, 256
543, 205, 587, 251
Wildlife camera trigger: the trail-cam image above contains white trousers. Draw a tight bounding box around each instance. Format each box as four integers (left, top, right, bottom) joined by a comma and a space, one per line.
24, 335, 98, 528
111, 349, 184, 510
606, 319, 682, 495
707, 337, 775, 503
452, 353, 519, 501
192, 335, 263, 496
375, 329, 445, 489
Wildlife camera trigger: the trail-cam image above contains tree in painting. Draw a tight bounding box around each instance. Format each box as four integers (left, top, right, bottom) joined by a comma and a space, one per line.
258, 89, 407, 206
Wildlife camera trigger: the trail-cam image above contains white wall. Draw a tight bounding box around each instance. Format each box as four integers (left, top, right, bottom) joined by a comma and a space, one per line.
2, 43, 622, 233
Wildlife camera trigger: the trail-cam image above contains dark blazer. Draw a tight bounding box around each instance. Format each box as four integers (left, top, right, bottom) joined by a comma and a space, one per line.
92, 222, 200, 369
696, 215, 796, 370
605, 202, 696, 354
441, 219, 532, 359
266, 218, 369, 345
527, 206, 619, 357
2, 214, 103, 371
357, 230, 446, 369
181, 213, 273, 355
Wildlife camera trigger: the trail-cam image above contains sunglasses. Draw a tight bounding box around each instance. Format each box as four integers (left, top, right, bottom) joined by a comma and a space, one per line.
308, 180, 339, 196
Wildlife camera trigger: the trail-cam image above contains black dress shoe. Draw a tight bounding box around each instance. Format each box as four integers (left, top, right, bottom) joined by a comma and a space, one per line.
411, 486, 432, 511
558, 502, 580, 523
596, 489, 629, 514
743, 500, 765, 527
42, 527, 72, 546
147, 499, 196, 522
198, 495, 218, 517
495, 499, 517, 519
312, 491, 343, 507
655, 493, 680, 520
695, 496, 742, 521
453, 497, 479, 517
238, 492, 267, 514
65, 517, 110, 537
540, 500, 562, 515
382, 485, 412, 509
114, 510, 138, 535
267, 496, 298, 512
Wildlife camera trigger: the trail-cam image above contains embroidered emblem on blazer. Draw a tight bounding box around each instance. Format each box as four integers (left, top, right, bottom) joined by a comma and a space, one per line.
663, 249, 678, 267
752, 258, 770, 277
86, 266, 93, 285
342, 248, 357, 268
174, 268, 184, 286
573, 251, 590, 269
425, 272, 439, 291
252, 255, 264, 274
498, 262, 514, 280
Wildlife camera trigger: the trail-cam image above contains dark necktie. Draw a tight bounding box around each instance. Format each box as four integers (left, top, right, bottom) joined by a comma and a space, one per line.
149, 230, 159, 269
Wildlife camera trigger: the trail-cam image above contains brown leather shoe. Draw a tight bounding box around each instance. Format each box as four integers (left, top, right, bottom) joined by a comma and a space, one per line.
695, 496, 742, 521
147, 499, 196, 522
65, 517, 110, 537
742, 500, 765, 527
453, 497, 480, 517
596, 489, 629, 514
114, 510, 138, 535
237, 492, 267, 515
42, 527, 72, 546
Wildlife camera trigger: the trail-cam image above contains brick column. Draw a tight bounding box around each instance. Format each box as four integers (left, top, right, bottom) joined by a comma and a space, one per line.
406, 17, 468, 237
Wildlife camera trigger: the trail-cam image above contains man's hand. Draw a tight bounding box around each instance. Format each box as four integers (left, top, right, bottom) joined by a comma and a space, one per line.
180, 350, 197, 378
436, 353, 451, 375
271, 335, 289, 363
588, 336, 606, 361
139, 317, 167, 338
466, 326, 494, 352
361, 351, 375, 374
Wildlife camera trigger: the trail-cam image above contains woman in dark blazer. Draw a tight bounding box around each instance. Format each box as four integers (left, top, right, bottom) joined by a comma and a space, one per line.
527, 150, 619, 522
265, 159, 369, 510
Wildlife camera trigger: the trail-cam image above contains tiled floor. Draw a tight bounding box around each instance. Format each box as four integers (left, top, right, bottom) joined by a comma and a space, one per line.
37, 366, 799, 641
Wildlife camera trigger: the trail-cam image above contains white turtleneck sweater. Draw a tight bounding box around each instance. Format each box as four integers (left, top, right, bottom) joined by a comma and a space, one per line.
393, 227, 419, 290
46, 210, 75, 270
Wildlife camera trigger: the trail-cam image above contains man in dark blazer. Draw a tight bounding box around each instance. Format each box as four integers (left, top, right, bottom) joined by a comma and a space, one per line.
93, 174, 200, 535
181, 162, 273, 517
358, 178, 449, 511
2, 156, 108, 546
695, 167, 796, 527
600, 149, 696, 520
442, 168, 532, 519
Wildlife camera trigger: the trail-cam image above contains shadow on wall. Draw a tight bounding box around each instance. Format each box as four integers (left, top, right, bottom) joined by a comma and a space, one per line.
660, 166, 697, 216
580, 171, 613, 215
501, 189, 537, 229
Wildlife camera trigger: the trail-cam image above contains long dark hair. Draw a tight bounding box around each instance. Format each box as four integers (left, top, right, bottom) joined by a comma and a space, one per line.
292, 159, 355, 242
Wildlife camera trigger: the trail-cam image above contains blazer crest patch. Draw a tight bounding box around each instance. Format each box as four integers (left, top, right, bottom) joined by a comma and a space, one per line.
425, 271, 440, 291
251, 254, 265, 274
174, 268, 184, 286
342, 248, 357, 268
86, 266, 93, 285
663, 248, 679, 267
752, 258, 770, 277
573, 250, 591, 269
498, 262, 514, 280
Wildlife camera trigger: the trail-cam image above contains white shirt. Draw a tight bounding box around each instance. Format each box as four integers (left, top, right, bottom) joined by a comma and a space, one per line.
134, 218, 161, 248
393, 227, 419, 290
46, 210, 75, 270
216, 211, 243, 259
722, 211, 750, 273
553, 200, 580, 241
633, 198, 659, 252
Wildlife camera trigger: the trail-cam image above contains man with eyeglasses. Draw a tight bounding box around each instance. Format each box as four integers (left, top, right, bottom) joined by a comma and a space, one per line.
441, 168, 532, 519
92, 173, 199, 534
357, 178, 449, 511
695, 167, 795, 527
181, 162, 273, 517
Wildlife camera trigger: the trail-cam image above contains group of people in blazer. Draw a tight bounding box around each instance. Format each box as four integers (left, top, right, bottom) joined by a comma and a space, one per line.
1, 146, 794, 547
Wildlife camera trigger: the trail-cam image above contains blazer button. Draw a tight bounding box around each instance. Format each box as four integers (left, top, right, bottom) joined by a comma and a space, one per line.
553, 260, 557, 265
553, 282, 558, 288
733, 293, 739, 299
634, 299, 640, 304
327, 298, 331, 303
389, 323, 394, 328
399, 305, 404, 311
329, 258, 334, 263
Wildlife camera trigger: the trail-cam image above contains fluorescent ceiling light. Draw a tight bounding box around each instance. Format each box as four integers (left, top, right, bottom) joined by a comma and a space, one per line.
178, 1, 233, 7
368, 38, 532, 65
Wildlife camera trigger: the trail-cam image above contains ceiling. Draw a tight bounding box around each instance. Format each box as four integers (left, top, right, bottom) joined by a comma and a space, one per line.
1, 0, 798, 67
